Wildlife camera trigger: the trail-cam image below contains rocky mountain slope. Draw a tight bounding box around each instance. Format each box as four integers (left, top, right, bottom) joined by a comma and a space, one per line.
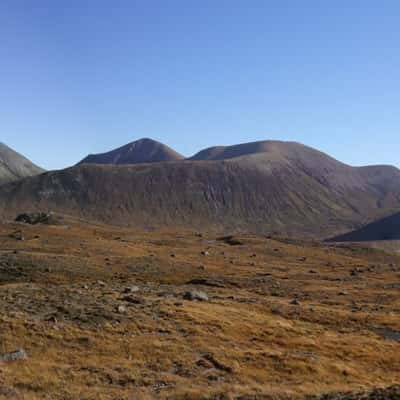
78, 138, 184, 165
1, 140, 400, 238
0, 143, 44, 184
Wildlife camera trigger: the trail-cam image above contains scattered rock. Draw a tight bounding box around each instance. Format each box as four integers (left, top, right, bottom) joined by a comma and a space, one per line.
121, 296, 143, 304
202, 353, 233, 373
10, 231, 24, 241
201, 251, 210, 256
116, 305, 127, 314
350, 267, 362, 276
186, 278, 225, 288
46, 316, 58, 324
183, 290, 209, 301
217, 235, 244, 246
196, 358, 214, 369
15, 212, 56, 225
123, 285, 140, 294
0, 349, 27, 362
290, 299, 301, 306
373, 328, 400, 342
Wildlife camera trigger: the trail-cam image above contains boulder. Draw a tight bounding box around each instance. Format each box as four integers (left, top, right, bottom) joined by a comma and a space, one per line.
183, 290, 209, 301
0, 349, 27, 362
15, 212, 53, 225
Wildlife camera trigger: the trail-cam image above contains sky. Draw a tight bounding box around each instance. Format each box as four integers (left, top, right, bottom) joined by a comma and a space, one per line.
0, 1, 399, 170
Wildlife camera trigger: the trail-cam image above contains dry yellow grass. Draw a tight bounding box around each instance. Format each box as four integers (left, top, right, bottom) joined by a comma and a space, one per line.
0, 216, 398, 399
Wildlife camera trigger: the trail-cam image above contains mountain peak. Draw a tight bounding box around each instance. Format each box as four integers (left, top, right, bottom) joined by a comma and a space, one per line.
188, 140, 304, 161
79, 138, 184, 165
0, 142, 44, 184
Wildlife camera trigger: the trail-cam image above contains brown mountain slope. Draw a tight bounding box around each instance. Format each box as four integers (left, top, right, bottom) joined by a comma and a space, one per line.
78, 138, 184, 165
0, 143, 44, 185
328, 211, 400, 242
1, 140, 400, 238
189, 140, 301, 160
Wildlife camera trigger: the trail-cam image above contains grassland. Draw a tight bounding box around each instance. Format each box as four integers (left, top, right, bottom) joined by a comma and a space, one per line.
0, 216, 398, 399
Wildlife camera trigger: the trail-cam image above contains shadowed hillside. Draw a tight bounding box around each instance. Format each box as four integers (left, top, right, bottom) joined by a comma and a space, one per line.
328, 211, 400, 242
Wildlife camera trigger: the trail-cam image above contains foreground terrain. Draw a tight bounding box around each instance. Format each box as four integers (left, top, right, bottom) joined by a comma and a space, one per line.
0, 215, 398, 399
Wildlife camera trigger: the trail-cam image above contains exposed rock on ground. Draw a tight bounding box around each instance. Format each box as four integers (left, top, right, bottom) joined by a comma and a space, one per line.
15, 212, 62, 225
0, 349, 27, 362
183, 290, 209, 301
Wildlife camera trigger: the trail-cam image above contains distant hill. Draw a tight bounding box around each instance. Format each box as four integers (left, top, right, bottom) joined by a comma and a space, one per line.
189, 140, 301, 161
1, 139, 400, 238
328, 211, 400, 242
78, 138, 184, 165
0, 143, 44, 185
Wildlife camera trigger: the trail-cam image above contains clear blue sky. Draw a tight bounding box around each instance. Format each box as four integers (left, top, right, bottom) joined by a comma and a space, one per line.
1, 1, 399, 170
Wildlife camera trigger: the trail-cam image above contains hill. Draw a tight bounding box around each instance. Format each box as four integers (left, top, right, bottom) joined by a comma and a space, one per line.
0, 143, 44, 184
78, 138, 184, 165
189, 140, 305, 161
1, 140, 400, 238
328, 211, 400, 242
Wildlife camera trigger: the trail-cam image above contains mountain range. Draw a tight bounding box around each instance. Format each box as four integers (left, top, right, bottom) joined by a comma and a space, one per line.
0, 138, 399, 239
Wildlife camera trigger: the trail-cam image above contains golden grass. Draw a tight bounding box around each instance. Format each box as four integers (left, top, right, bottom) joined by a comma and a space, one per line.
0, 218, 398, 399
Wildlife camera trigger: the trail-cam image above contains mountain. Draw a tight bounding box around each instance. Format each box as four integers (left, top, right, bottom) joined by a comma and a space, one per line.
0, 143, 44, 185
1, 139, 400, 238
190, 140, 300, 161
78, 138, 184, 165
328, 211, 400, 242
